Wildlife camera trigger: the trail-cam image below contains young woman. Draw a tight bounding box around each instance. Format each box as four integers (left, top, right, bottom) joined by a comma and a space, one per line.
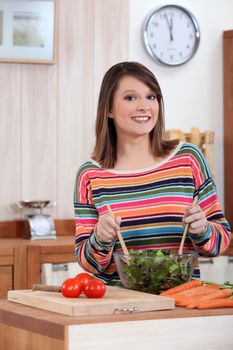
74, 61, 231, 284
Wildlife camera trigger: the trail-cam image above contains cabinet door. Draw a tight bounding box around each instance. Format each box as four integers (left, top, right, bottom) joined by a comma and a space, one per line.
0, 266, 13, 298
41, 262, 85, 285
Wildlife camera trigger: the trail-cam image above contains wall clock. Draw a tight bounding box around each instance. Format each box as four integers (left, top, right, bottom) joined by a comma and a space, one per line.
143, 5, 200, 66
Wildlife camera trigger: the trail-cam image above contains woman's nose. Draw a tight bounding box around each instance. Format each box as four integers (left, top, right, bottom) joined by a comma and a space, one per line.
137, 105, 150, 112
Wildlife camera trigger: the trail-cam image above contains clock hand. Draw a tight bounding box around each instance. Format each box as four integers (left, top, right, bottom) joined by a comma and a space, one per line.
165, 13, 173, 42
170, 17, 174, 41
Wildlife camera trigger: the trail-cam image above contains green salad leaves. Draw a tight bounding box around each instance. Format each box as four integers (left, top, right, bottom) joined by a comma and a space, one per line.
121, 249, 197, 295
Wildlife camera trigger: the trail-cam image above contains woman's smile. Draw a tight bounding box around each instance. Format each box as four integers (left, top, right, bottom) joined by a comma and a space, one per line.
131, 116, 152, 123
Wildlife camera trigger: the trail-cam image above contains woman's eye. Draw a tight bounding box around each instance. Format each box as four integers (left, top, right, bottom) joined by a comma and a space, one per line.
124, 95, 136, 101
147, 95, 157, 100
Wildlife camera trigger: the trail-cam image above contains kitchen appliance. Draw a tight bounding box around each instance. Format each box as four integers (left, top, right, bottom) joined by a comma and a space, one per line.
17, 200, 56, 240
199, 256, 233, 284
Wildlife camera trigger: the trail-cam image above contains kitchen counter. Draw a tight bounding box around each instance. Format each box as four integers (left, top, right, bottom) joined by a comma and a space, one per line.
0, 299, 233, 349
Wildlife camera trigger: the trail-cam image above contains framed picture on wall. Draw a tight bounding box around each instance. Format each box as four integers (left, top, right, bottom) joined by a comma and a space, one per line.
0, 0, 57, 64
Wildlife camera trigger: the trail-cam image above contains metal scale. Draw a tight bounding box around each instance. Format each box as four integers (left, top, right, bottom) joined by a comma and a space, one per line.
17, 200, 56, 240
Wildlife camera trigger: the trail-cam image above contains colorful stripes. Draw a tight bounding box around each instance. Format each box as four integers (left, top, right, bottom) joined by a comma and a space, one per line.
74, 142, 231, 284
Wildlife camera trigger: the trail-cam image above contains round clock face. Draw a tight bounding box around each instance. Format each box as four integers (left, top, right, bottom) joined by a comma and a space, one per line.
143, 5, 200, 66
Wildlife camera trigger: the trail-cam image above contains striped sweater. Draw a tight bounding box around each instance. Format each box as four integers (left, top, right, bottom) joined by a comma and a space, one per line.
74, 142, 231, 284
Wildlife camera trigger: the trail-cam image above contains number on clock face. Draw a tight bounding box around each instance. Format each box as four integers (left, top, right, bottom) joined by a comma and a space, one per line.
143, 5, 200, 66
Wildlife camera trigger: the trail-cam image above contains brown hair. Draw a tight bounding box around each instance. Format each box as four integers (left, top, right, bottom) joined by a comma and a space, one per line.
92, 61, 178, 168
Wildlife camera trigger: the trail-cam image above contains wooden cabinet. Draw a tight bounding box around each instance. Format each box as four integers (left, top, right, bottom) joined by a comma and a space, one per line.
0, 267, 13, 299
0, 247, 14, 298
0, 237, 75, 298
0, 219, 76, 298
223, 30, 233, 230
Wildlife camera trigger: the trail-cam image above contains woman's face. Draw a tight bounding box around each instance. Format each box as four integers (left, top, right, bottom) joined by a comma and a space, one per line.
110, 75, 159, 141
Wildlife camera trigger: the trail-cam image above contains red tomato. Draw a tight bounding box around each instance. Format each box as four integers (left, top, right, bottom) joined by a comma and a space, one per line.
75, 272, 93, 291
84, 279, 106, 298
61, 278, 82, 298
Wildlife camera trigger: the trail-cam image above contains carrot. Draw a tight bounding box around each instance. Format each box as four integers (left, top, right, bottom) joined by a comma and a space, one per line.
160, 280, 203, 296
186, 288, 232, 308
173, 286, 219, 305
197, 298, 233, 309
205, 283, 220, 289
204, 282, 220, 289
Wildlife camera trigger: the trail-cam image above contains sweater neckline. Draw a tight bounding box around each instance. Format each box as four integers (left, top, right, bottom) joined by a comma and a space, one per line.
90, 141, 184, 174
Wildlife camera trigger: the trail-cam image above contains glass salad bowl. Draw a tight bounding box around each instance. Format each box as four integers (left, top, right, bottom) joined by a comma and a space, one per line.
113, 249, 198, 295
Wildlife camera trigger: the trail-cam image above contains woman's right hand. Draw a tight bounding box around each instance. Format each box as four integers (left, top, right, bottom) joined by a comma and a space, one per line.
95, 213, 121, 243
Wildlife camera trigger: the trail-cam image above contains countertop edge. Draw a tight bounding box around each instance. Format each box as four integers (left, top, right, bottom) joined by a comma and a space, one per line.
1, 300, 233, 339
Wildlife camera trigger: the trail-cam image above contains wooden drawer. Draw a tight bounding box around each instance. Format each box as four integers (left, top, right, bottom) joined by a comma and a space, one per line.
0, 266, 13, 298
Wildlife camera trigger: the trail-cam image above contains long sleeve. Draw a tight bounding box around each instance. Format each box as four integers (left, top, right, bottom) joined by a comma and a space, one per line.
182, 144, 231, 256
74, 162, 116, 276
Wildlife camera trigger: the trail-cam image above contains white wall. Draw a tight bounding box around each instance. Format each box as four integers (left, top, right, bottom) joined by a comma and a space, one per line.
129, 0, 233, 208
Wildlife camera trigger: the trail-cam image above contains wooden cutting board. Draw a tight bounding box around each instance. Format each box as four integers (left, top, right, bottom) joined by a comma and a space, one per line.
8, 286, 174, 316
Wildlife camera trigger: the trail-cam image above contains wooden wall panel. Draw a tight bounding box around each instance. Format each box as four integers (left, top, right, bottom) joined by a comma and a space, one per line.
58, 0, 129, 219
21, 64, 58, 217
93, 0, 129, 113
57, 0, 95, 218
0, 0, 129, 223
0, 64, 21, 220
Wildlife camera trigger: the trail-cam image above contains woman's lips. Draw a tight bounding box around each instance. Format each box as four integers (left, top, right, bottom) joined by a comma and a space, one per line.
131, 116, 151, 123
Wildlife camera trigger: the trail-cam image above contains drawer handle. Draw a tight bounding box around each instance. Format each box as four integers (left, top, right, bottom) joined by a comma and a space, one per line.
114, 307, 139, 314
199, 258, 214, 264
52, 263, 68, 272
228, 257, 233, 263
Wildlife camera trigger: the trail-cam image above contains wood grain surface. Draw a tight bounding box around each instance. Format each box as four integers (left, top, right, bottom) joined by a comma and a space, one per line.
8, 286, 175, 316
0, 219, 74, 238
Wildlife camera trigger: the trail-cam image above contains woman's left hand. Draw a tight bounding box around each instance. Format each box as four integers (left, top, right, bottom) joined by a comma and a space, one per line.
183, 204, 208, 235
